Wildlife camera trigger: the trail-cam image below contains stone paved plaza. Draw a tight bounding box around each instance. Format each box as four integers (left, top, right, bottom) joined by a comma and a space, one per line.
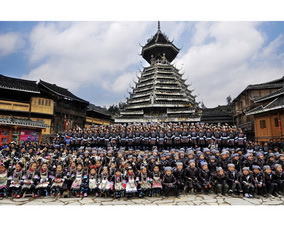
1, 194, 283, 206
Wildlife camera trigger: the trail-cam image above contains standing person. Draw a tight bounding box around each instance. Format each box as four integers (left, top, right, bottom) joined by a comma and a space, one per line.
162, 167, 179, 198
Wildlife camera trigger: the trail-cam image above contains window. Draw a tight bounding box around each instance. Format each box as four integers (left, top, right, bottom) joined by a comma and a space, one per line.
260, 120, 266, 129
274, 118, 279, 127
38, 99, 41, 105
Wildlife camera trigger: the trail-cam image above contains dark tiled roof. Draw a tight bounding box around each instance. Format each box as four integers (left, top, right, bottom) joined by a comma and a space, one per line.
0, 116, 48, 128
201, 105, 233, 117
233, 76, 284, 102
145, 29, 172, 46
87, 103, 112, 116
253, 87, 284, 103
0, 74, 40, 93
246, 95, 284, 115
39, 80, 88, 104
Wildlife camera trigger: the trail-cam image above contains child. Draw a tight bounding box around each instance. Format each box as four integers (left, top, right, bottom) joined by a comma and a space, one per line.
213, 167, 229, 196
35, 162, 51, 196
137, 166, 152, 198
0, 162, 8, 197
184, 160, 201, 194
162, 167, 179, 198
208, 156, 218, 174
125, 166, 137, 198
151, 165, 163, 197
226, 163, 242, 194
71, 163, 84, 197
198, 162, 213, 194
98, 166, 111, 196
240, 167, 255, 198
173, 162, 185, 194
274, 164, 284, 196
111, 169, 125, 199
252, 165, 265, 197
87, 165, 99, 197
231, 154, 241, 172
263, 165, 278, 197
21, 162, 38, 198
50, 164, 65, 197
8, 162, 24, 198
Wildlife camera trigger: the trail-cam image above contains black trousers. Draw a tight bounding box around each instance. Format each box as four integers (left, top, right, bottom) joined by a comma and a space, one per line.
241, 183, 255, 194
163, 185, 179, 197
185, 180, 202, 192
266, 182, 277, 195
215, 183, 229, 194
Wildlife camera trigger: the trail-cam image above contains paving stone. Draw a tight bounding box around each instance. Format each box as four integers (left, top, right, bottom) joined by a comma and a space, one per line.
155, 199, 175, 204
192, 201, 202, 205
200, 195, 215, 200
25, 200, 46, 205
224, 198, 252, 205
262, 200, 283, 205
202, 199, 217, 203
93, 197, 113, 202
204, 202, 219, 205
1, 195, 284, 206
80, 198, 95, 204
242, 198, 262, 205
176, 202, 188, 205
186, 202, 195, 205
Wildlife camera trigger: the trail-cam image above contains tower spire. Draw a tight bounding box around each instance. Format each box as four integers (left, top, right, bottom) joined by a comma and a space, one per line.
158, 21, 160, 30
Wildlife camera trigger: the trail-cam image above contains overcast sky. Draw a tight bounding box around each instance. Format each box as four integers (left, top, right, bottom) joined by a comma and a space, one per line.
0, 21, 283, 108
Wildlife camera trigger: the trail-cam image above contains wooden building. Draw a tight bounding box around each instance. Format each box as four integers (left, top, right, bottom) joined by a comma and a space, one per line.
0, 74, 54, 134
232, 76, 284, 140
0, 74, 112, 136
246, 87, 284, 143
86, 104, 112, 126
38, 80, 89, 133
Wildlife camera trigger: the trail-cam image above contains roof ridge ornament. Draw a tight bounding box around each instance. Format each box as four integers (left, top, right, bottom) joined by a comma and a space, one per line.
158, 21, 160, 30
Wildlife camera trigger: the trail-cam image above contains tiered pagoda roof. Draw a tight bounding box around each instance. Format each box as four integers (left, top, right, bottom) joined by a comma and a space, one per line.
116, 23, 201, 123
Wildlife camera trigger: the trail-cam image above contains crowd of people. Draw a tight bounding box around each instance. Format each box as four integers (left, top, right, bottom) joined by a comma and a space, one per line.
0, 122, 283, 200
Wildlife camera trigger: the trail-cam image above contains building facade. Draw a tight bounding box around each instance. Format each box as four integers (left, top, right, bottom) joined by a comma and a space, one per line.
232, 76, 284, 141
0, 74, 112, 138
246, 87, 283, 143
116, 24, 201, 123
